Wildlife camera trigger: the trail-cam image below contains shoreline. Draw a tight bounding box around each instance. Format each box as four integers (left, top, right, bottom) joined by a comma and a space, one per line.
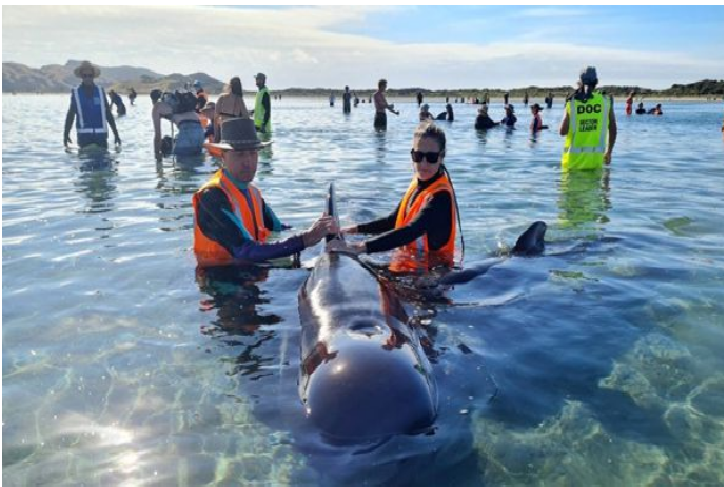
7, 92, 722, 103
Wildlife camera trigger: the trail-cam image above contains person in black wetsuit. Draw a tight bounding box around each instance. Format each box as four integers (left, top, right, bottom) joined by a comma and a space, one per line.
328, 123, 458, 270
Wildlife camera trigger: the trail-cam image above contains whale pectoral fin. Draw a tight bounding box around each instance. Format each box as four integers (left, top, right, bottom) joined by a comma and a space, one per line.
437, 258, 505, 286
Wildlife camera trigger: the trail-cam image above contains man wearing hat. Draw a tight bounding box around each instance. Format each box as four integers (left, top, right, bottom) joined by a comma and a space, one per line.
500, 104, 517, 127
193, 118, 333, 266
559, 66, 617, 170
529, 103, 548, 133
252, 73, 272, 134
63, 60, 121, 149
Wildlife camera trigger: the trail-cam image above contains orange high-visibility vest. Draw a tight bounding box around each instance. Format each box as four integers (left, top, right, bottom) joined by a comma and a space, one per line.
389, 173, 456, 272
192, 170, 270, 266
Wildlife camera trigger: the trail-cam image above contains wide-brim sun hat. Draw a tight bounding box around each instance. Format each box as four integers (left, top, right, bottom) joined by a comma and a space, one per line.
207, 118, 271, 152
74, 60, 101, 79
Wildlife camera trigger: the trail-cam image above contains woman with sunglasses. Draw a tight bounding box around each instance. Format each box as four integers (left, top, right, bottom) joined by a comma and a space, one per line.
330, 123, 458, 272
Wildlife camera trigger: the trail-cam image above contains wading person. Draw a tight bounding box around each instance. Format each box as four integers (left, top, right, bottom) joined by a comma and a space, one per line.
559, 66, 617, 169
373, 78, 400, 129
193, 118, 333, 266
63, 60, 121, 149
329, 123, 458, 272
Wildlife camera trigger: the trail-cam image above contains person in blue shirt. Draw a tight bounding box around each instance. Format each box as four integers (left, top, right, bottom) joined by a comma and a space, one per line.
63, 61, 121, 148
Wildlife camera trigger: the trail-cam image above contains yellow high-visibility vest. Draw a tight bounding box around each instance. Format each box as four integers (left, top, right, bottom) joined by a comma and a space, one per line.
562, 92, 610, 170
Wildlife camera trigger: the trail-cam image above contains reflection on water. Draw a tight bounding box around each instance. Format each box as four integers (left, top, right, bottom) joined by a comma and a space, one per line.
75, 161, 118, 214
4, 95, 724, 486
557, 167, 611, 237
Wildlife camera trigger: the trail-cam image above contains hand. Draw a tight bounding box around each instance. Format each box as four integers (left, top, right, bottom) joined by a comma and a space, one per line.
64, 134, 72, 147
302, 215, 335, 248
341, 225, 357, 235
115, 135, 122, 146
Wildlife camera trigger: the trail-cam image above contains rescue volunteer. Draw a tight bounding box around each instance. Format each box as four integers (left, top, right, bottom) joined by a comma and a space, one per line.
559, 66, 617, 170
329, 123, 457, 272
252, 73, 271, 134
63, 60, 121, 149
193, 118, 333, 267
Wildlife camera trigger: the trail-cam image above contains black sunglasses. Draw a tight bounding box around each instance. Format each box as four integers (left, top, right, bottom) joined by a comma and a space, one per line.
410, 149, 443, 164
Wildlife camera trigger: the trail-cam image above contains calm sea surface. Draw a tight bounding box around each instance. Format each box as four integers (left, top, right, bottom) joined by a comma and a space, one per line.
3, 94, 724, 486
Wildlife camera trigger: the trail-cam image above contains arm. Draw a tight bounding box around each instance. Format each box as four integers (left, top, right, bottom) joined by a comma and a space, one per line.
64, 100, 76, 146
196, 188, 305, 262
559, 104, 570, 136
605, 105, 617, 164
262, 200, 292, 232
365, 192, 452, 254
262, 92, 271, 130
350, 203, 401, 235
105, 98, 121, 143
152, 104, 163, 159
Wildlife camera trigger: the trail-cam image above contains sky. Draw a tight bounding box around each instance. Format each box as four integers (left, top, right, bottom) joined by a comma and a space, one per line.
3, 5, 724, 90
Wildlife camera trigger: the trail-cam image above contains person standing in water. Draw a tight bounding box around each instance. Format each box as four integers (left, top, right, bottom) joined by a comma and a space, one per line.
342, 85, 352, 114
373, 78, 399, 129
63, 60, 121, 149
530, 103, 548, 133
328, 123, 458, 273
108, 89, 126, 117
214, 77, 250, 143
129, 87, 137, 106
559, 66, 617, 169
252, 72, 272, 134
523, 91, 529, 106
329, 91, 335, 108
193, 118, 333, 267
417, 91, 423, 107
504, 91, 510, 106
625, 91, 635, 115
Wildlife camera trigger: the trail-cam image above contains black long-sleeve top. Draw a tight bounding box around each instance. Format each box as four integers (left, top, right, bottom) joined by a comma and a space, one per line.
357, 170, 453, 253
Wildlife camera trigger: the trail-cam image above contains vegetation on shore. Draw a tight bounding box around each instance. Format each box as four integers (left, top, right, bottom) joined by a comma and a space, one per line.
4, 61, 722, 99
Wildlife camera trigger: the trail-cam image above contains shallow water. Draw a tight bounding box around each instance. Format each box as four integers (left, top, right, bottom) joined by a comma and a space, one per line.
3, 94, 724, 486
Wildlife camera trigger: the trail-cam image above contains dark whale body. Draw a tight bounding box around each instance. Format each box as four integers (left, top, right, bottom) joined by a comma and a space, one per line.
298, 184, 437, 443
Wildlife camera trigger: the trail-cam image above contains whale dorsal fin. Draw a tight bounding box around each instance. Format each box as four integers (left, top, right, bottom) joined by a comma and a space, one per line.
327, 182, 344, 243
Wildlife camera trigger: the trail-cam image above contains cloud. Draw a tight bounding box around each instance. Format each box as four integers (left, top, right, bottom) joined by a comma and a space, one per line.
3, 6, 722, 89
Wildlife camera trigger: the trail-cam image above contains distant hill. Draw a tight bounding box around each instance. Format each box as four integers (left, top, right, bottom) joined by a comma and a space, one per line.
2, 60, 225, 94
4, 60, 722, 98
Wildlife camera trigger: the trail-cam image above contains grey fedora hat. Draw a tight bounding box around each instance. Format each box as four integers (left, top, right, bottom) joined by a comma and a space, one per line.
207, 118, 271, 152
